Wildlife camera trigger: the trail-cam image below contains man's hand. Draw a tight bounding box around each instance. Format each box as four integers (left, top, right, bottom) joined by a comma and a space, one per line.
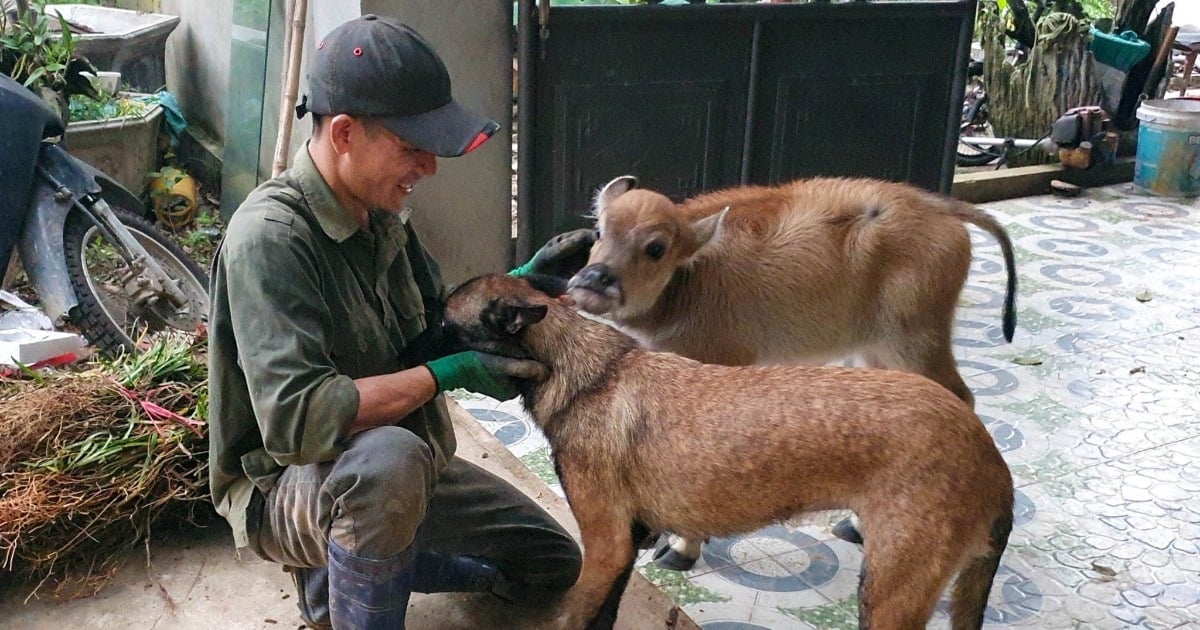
425, 351, 548, 401
510, 228, 598, 279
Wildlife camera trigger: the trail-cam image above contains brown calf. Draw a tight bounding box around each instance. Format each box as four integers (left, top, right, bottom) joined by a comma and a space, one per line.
567, 175, 1017, 407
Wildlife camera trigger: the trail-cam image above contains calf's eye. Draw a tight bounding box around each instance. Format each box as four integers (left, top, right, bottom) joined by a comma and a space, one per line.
645, 241, 666, 260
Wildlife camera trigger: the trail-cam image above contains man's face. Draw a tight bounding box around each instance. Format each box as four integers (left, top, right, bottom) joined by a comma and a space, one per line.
338, 117, 438, 214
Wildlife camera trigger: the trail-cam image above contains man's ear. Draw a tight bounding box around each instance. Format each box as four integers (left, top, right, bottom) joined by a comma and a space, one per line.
484, 299, 548, 335
325, 113, 357, 155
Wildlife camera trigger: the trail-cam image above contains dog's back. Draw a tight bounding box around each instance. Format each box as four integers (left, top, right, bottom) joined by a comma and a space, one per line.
559, 351, 1011, 543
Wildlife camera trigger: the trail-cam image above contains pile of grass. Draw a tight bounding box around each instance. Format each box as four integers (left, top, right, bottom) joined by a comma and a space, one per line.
0, 334, 210, 598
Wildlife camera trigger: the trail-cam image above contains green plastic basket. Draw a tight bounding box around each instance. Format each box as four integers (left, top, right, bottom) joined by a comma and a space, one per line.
1089, 28, 1151, 71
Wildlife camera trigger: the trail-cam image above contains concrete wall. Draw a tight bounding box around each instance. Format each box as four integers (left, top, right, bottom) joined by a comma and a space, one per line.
160, 0, 513, 283
161, 0, 233, 141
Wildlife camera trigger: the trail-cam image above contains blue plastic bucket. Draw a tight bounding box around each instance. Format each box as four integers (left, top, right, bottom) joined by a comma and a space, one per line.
1134, 99, 1200, 198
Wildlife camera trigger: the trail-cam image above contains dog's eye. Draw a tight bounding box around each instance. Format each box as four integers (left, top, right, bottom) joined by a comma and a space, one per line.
644, 241, 666, 260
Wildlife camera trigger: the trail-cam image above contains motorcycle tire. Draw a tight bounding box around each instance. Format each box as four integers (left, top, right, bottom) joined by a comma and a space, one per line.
62, 204, 210, 357
957, 122, 1005, 167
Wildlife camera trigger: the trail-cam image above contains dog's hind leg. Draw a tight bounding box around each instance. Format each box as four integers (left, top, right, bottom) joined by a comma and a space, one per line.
586, 522, 653, 630
652, 534, 703, 571
949, 513, 1012, 630
857, 527, 960, 630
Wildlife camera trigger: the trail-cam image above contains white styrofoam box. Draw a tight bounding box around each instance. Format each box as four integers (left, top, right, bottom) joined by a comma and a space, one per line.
0, 329, 85, 366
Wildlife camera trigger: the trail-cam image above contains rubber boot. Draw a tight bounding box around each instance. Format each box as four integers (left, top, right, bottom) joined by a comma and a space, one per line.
411, 551, 505, 596
289, 565, 332, 629
327, 541, 414, 630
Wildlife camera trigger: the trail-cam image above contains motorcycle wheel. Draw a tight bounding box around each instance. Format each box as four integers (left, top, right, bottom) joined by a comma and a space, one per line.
62, 204, 210, 356
956, 120, 1004, 167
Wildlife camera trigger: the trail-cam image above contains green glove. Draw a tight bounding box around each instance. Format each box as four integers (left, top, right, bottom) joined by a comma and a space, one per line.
509, 228, 598, 278
425, 351, 548, 401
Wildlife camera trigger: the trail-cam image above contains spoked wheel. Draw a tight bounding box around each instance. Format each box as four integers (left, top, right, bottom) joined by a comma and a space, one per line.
957, 120, 1005, 167
62, 204, 210, 356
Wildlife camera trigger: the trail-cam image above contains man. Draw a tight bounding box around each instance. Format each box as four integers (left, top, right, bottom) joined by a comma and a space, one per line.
208, 15, 589, 629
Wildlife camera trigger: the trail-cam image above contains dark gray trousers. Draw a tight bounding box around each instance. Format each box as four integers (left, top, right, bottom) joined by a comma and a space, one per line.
253, 426, 581, 596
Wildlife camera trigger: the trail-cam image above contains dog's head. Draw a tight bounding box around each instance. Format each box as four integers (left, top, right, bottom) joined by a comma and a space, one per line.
567, 175, 728, 320
442, 273, 569, 358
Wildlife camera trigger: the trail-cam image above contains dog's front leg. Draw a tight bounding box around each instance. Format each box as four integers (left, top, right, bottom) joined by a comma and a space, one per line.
554, 478, 637, 629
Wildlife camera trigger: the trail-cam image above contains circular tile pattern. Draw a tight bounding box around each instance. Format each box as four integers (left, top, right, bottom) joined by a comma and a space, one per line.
1033, 237, 1111, 259
1013, 488, 1037, 528
970, 256, 1006, 276
986, 565, 1044, 623
958, 360, 1020, 396
1028, 215, 1100, 233
1130, 223, 1200, 242
703, 528, 838, 592
1048, 296, 1134, 321
1039, 263, 1122, 288
934, 564, 1043, 624
1115, 201, 1192, 220
983, 413, 1026, 453
953, 321, 1008, 349
466, 407, 529, 447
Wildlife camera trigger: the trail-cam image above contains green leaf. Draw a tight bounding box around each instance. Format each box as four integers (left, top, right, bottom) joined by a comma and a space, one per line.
23, 66, 46, 87
1012, 355, 1043, 366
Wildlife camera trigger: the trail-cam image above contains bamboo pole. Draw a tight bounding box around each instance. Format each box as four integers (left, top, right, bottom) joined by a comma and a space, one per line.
271, 0, 308, 178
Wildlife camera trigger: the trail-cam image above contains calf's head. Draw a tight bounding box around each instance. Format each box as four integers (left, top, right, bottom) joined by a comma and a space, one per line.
567, 175, 727, 320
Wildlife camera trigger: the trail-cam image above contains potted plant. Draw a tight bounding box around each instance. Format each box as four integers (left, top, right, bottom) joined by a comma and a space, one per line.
0, 0, 93, 120
2, 0, 165, 193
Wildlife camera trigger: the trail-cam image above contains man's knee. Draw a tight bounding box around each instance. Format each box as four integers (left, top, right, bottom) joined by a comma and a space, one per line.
326, 427, 437, 555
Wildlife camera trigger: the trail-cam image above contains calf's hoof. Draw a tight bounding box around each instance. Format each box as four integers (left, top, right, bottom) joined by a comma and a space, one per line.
831, 517, 864, 545
652, 544, 698, 571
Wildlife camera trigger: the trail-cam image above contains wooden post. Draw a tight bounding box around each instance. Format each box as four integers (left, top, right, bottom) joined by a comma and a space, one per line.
271, 0, 308, 178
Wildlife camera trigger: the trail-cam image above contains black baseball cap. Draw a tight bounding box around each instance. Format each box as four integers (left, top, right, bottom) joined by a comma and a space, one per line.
304, 15, 499, 157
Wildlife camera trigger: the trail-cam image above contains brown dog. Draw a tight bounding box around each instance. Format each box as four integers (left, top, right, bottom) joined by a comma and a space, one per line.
442, 273, 1015, 630
568, 175, 1017, 408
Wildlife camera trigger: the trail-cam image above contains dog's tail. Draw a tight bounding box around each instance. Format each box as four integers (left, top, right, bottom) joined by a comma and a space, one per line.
948, 510, 1013, 630
954, 202, 1018, 342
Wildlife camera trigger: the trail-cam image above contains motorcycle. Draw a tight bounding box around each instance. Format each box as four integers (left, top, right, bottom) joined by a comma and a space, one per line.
0, 71, 209, 356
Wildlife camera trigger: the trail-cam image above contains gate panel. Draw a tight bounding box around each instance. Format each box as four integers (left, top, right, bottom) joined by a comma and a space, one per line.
531, 11, 753, 247
520, 2, 976, 259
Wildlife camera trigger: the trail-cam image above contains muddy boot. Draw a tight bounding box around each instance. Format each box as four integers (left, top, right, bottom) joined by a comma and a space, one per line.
411, 551, 508, 598
289, 565, 331, 629
327, 541, 415, 630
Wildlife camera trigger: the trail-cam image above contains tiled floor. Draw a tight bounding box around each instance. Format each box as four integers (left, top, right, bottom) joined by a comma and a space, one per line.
455, 183, 1200, 629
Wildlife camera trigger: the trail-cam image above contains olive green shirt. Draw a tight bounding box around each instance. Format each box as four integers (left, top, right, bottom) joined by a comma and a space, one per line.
208, 145, 455, 551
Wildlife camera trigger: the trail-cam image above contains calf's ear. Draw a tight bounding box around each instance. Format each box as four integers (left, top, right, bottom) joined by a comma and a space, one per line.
690, 206, 729, 252
595, 175, 638, 215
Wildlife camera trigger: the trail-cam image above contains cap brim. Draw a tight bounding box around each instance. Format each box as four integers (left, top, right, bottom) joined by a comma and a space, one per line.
379, 99, 499, 158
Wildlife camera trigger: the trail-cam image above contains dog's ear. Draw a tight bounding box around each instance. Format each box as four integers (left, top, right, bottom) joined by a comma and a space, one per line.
522, 273, 569, 298
483, 299, 548, 336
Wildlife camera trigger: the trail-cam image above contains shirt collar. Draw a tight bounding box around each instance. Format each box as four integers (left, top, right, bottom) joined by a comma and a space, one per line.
292, 143, 413, 246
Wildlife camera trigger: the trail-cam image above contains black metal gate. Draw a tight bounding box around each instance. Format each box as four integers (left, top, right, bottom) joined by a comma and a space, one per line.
515, 0, 977, 259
